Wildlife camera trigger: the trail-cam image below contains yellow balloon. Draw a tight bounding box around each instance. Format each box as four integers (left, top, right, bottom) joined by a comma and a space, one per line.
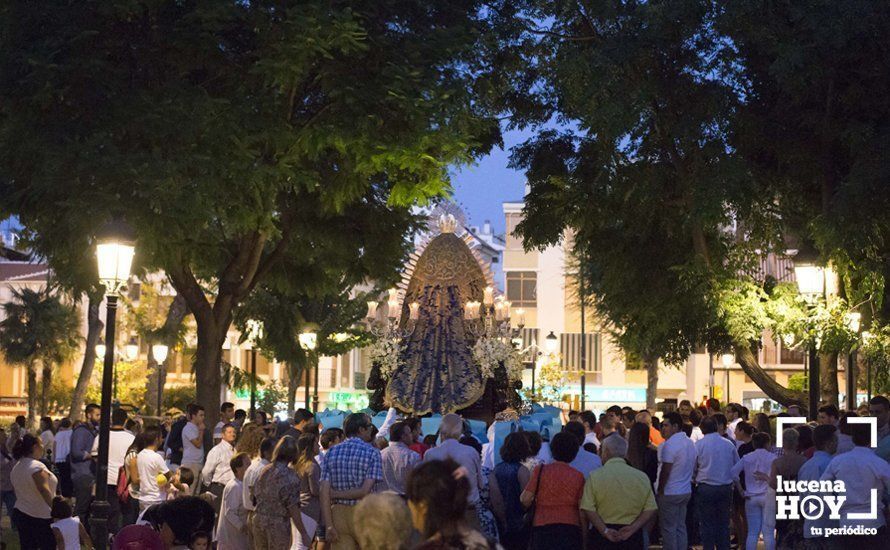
156, 473, 167, 485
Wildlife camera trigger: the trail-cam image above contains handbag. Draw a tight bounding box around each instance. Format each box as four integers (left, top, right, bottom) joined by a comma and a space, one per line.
522, 464, 543, 530
115, 464, 130, 502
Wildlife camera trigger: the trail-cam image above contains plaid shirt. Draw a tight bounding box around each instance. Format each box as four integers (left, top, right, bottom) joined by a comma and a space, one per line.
320, 437, 383, 505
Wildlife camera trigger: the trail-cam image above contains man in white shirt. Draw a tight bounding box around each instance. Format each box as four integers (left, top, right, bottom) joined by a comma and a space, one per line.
380, 421, 420, 495
820, 422, 890, 542
91, 407, 135, 534
657, 412, 696, 550
53, 418, 73, 497
725, 403, 743, 440
563, 421, 602, 478
424, 414, 485, 529
136, 426, 171, 512
242, 435, 274, 548
213, 402, 235, 444
216, 452, 251, 550
578, 411, 601, 452
694, 417, 739, 550
689, 409, 704, 443
201, 423, 236, 512
181, 403, 206, 491
731, 432, 778, 550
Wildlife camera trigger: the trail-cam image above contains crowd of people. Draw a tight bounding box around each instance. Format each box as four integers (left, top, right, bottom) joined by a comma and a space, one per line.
1, 395, 889, 550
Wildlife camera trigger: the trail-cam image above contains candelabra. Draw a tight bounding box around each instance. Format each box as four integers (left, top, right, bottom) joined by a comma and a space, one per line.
365, 287, 419, 340
463, 286, 518, 341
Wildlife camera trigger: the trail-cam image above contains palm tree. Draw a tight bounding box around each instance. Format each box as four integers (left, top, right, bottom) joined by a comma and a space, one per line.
0, 287, 80, 426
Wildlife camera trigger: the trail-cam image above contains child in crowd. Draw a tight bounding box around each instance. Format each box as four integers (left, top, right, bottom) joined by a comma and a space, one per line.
167, 467, 194, 500
51, 496, 93, 550
188, 530, 210, 550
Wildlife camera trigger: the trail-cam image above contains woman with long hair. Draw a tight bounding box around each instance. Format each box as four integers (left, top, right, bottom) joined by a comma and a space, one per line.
407, 459, 495, 549
626, 422, 657, 487
767, 428, 808, 549
252, 436, 309, 550
235, 424, 264, 458
292, 432, 321, 550
10, 434, 57, 549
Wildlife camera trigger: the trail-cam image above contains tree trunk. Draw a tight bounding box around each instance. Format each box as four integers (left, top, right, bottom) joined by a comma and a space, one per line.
145, 353, 159, 417
39, 361, 52, 417
820, 351, 839, 406
145, 294, 189, 415
26, 362, 38, 430
735, 342, 806, 409
70, 294, 103, 421
644, 355, 659, 411
193, 319, 227, 429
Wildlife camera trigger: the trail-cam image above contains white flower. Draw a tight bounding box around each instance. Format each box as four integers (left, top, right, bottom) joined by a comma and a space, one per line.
472, 336, 523, 382
368, 336, 402, 377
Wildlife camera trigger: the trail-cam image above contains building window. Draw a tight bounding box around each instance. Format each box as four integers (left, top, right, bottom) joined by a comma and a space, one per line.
506, 271, 537, 307
779, 341, 805, 365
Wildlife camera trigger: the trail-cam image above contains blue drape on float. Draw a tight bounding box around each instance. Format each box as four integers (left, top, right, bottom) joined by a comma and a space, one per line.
386, 233, 487, 414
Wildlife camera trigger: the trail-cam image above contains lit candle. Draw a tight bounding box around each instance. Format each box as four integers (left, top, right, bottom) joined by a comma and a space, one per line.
366, 300, 378, 319
387, 300, 399, 319
483, 286, 494, 306
409, 302, 420, 320
465, 300, 480, 320
494, 302, 504, 320
388, 288, 398, 302
503, 300, 512, 320
516, 308, 526, 326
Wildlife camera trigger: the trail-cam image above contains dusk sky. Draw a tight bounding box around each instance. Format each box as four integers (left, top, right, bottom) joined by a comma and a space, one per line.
450, 127, 534, 237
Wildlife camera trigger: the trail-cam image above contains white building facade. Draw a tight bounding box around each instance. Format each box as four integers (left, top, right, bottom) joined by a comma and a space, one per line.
503, 197, 836, 413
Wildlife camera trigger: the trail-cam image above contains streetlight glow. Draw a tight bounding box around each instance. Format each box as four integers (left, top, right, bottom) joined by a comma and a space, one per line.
721, 353, 735, 368
96, 220, 136, 296
152, 343, 169, 363
299, 331, 318, 351
794, 264, 825, 297
95, 342, 106, 360
125, 337, 139, 360
544, 331, 559, 354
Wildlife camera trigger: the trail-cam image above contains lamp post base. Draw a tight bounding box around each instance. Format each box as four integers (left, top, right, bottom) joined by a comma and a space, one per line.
89, 498, 110, 550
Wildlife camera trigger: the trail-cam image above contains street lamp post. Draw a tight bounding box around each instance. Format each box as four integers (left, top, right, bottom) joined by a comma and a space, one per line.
152, 343, 169, 415
92, 220, 135, 550
540, 331, 558, 401
299, 331, 318, 411
794, 251, 826, 421
578, 252, 587, 411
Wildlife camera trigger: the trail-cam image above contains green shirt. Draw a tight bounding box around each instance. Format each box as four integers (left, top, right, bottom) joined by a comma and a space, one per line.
579, 457, 657, 525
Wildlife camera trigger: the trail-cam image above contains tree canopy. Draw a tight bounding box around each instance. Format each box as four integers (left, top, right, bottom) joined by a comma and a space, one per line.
0, 288, 80, 425
492, 0, 890, 408
0, 0, 501, 420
